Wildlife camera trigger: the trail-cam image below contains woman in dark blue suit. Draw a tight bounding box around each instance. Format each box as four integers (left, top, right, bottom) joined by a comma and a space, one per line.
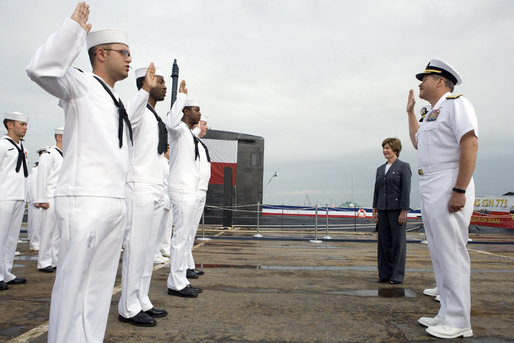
372, 137, 411, 284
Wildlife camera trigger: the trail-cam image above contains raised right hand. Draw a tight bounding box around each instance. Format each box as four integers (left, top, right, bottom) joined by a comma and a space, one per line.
179, 80, 188, 95
406, 89, 416, 114
71, 2, 92, 33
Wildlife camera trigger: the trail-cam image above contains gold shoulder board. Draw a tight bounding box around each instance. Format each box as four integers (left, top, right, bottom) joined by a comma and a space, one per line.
446, 94, 463, 99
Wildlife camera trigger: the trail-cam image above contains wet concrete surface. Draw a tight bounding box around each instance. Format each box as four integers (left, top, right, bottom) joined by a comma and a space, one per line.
1, 228, 513, 343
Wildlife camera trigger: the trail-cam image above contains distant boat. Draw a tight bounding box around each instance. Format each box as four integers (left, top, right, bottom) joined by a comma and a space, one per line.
471, 193, 514, 230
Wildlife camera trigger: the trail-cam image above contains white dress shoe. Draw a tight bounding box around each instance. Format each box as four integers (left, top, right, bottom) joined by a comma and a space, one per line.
426, 323, 473, 339
435, 295, 440, 302
161, 250, 170, 258
423, 286, 438, 297
15, 251, 20, 256
418, 315, 444, 327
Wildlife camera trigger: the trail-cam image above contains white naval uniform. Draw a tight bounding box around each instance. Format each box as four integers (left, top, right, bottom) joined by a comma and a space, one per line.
36, 147, 63, 269
0, 136, 27, 283
166, 93, 200, 291
416, 92, 478, 329
155, 156, 172, 260
187, 127, 211, 270
27, 166, 43, 250
118, 104, 164, 318
26, 18, 148, 343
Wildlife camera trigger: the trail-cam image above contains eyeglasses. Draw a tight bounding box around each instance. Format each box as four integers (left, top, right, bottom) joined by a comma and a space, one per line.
102, 48, 131, 58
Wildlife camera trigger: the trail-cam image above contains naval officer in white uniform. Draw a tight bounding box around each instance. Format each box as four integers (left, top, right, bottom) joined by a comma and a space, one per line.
166, 80, 203, 297
26, 2, 157, 342
36, 128, 64, 273
26, 146, 50, 252
406, 59, 478, 339
0, 112, 29, 291
187, 117, 211, 278
118, 67, 168, 327
154, 146, 172, 264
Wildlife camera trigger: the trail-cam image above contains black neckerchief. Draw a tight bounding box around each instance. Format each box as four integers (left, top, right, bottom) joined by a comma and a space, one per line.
189, 130, 211, 162
5, 137, 28, 177
146, 103, 168, 155
54, 147, 63, 158
93, 76, 133, 148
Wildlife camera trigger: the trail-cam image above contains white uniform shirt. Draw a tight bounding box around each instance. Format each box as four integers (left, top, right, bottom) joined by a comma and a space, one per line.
0, 136, 27, 201
127, 105, 164, 185
166, 93, 200, 192
27, 166, 38, 204
162, 156, 171, 210
35, 147, 63, 203
26, 18, 148, 198
192, 128, 211, 192
415, 92, 478, 168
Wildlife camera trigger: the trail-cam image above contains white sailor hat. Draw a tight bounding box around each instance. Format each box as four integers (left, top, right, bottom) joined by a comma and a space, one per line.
4, 112, 29, 122
134, 67, 165, 79
36, 146, 50, 154
54, 127, 64, 135
416, 58, 462, 85
185, 99, 200, 107
86, 28, 129, 50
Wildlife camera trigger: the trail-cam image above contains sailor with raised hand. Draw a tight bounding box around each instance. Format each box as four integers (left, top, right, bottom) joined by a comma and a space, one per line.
166, 80, 203, 297
26, 2, 157, 342
154, 145, 172, 264
0, 112, 29, 291
118, 67, 169, 327
26, 146, 50, 252
187, 116, 211, 279
35, 127, 64, 274
406, 59, 478, 339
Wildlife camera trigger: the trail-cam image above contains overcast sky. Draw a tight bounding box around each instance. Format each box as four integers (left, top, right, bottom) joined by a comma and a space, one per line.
1, 0, 513, 208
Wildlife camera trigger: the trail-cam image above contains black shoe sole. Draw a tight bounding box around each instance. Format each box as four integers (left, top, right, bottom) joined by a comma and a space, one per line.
38, 268, 54, 273
145, 311, 168, 318
118, 315, 157, 327
167, 289, 198, 298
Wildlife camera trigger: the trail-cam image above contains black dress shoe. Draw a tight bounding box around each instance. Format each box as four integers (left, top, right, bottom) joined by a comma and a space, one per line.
0, 281, 8, 290
6, 277, 26, 285
118, 311, 157, 327
192, 268, 204, 275
377, 279, 389, 283
191, 286, 203, 294
186, 269, 198, 279
167, 284, 198, 298
39, 266, 54, 273
389, 280, 402, 284
145, 307, 168, 318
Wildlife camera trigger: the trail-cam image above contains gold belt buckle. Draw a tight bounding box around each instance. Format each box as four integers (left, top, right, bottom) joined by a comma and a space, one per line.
418, 169, 424, 175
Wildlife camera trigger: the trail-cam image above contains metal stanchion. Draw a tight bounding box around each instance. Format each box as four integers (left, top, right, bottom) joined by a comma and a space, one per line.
322, 204, 332, 240
281, 204, 284, 230
254, 201, 262, 238
310, 204, 322, 243
354, 207, 357, 231
197, 209, 211, 241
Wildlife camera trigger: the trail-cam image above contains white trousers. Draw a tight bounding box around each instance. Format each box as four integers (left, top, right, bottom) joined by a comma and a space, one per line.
154, 207, 173, 259
420, 169, 474, 328
187, 190, 206, 269
0, 200, 24, 282
119, 183, 163, 318
167, 190, 197, 290
38, 198, 60, 269
48, 196, 126, 343
27, 204, 43, 250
